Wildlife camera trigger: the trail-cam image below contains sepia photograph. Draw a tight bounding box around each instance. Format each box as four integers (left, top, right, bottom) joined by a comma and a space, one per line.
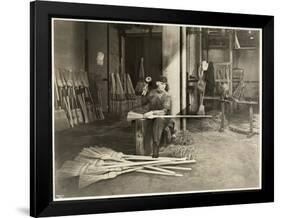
52, 18, 262, 201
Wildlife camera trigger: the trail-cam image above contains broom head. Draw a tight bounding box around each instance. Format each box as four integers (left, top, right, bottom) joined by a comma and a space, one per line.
127, 111, 144, 122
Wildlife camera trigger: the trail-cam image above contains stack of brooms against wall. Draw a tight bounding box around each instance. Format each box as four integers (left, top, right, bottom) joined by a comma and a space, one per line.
126, 73, 136, 108
69, 70, 84, 125
58, 146, 196, 189
55, 69, 76, 128
79, 70, 104, 121
54, 68, 104, 130
119, 58, 137, 112
113, 71, 126, 116
109, 70, 136, 117
119, 58, 128, 113
54, 69, 70, 130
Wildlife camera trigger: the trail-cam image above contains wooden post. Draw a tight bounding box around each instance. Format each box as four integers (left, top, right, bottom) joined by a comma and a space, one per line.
219, 100, 225, 132
249, 104, 254, 134
135, 119, 145, 155
228, 31, 233, 113
229, 31, 233, 96
107, 24, 110, 113
199, 28, 202, 63
162, 26, 181, 129
181, 27, 187, 130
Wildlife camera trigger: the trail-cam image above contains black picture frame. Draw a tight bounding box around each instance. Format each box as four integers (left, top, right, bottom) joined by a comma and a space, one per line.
30, 1, 274, 217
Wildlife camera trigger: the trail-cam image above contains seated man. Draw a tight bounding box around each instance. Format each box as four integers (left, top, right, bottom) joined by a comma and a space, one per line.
132, 76, 174, 158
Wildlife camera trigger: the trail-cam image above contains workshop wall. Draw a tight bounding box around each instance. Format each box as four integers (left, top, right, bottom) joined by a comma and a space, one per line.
53, 20, 85, 71
109, 25, 120, 75
87, 23, 109, 112
207, 49, 229, 63
86, 23, 121, 112
233, 49, 260, 98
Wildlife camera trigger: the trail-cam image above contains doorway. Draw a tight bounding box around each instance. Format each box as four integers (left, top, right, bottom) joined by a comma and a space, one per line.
125, 33, 162, 87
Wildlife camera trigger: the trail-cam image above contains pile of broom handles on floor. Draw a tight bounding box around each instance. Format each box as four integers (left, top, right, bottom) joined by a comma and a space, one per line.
58, 146, 196, 189
54, 69, 104, 127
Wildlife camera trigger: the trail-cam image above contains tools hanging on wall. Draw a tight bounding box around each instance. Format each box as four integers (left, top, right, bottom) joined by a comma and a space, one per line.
54, 68, 104, 130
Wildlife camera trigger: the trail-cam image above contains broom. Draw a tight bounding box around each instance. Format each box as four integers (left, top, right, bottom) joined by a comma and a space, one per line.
77, 146, 190, 176
78, 167, 143, 189
120, 58, 130, 112
57, 160, 91, 178
76, 72, 89, 124
89, 74, 104, 120
59, 69, 74, 127
71, 71, 84, 124
126, 111, 212, 122
54, 70, 70, 130
126, 73, 136, 109
66, 70, 78, 126
80, 70, 97, 122
58, 146, 195, 188
79, 147, 181, 175
115, 72, 126, 115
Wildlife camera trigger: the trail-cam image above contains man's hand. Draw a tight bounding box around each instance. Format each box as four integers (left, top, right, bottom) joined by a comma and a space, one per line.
143, 111, 154, 119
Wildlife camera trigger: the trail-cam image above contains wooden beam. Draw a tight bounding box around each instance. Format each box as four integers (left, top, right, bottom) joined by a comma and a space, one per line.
162, 26, 181, 129
229, 30, 233, 95
180, 27, 187, 130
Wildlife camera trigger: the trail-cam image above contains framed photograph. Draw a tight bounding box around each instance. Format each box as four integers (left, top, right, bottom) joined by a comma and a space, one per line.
30, 1, 274, 217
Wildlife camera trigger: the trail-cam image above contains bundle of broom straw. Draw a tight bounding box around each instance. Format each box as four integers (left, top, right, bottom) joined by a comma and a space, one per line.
54, 69, 70, 130
58, 146, 196, 189
109, 71, 126, 116
82, 71, 104, 120
119, 58, 137, 111
54, 68, 104, 129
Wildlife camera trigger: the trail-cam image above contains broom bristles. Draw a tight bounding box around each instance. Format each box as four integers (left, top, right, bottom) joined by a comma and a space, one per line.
127, 111, 144, 121
58, 160, 90, 177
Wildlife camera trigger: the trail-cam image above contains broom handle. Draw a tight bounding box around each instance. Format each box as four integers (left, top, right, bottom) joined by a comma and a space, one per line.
72, 86, 79, 109
127, 112, 212, 121
124, 155, 186, 161
152, 160, 196, 166
97, 155, 178, 175
136, 169, 182, 177
66, 89, 74, 127
82, 151, 179, 175
119, 166, 181, 177
86, 87, 95, 105
159, 166, 192, 171
69, 71, 78, 109
54, 75, 61, 109
102, 159, 170, 169
62, 93, 73, 127
144, 166, 176, 174
77, 88, 89, 123
81, 88, 89, 118
149, 115, 212, 119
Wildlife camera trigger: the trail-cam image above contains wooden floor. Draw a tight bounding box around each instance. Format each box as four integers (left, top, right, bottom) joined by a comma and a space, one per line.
54, 113, 261, 199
